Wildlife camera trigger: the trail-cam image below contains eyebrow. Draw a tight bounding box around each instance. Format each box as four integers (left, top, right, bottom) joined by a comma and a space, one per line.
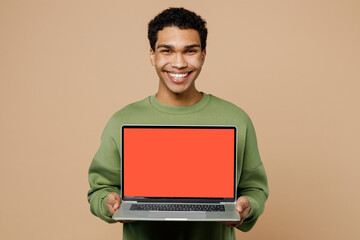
184, 44, 201, 49
157, 44, 201, 50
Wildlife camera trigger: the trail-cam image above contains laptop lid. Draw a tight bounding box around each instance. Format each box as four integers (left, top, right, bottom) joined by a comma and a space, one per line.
121, 125, 237, 203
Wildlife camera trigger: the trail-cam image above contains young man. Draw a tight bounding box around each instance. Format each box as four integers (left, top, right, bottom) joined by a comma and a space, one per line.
88, 7, 269, 239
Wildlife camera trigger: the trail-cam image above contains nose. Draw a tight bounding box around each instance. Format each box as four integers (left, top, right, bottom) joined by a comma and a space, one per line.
171, 53, 187, 69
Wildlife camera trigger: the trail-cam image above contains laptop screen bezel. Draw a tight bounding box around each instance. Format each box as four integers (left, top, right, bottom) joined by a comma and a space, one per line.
121, 125, 237, 203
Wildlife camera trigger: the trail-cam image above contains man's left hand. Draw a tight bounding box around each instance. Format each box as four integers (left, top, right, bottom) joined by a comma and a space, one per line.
220, 196, 251, 227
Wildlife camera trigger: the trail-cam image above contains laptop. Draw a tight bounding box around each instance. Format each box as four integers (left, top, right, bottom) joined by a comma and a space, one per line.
112, 125, 240, 222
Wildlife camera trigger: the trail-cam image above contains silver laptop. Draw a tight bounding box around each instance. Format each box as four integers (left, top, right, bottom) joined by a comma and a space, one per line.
112, 125, 240, 222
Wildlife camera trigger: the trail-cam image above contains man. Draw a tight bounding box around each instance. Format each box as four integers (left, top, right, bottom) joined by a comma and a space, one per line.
88, 7, 269, 240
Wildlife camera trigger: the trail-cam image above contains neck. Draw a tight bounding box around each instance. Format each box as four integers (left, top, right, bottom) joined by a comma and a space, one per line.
156, 87, 203, 106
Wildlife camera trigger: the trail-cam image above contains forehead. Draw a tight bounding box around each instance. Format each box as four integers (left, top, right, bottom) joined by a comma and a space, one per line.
156, 27, 201, 48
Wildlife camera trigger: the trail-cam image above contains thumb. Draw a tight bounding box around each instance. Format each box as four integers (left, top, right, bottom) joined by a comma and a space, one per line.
113, 200, 120, 209
236, 197, 249, 213
113, 194, 121, 210
236, 202, 243, 213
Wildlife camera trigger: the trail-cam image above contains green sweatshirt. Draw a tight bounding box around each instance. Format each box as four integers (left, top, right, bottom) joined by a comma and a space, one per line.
87, 93, 269, 240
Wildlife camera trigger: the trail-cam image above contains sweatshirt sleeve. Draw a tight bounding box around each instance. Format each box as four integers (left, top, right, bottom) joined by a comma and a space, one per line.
237, 117, 269, 232
87, 119, 121, 223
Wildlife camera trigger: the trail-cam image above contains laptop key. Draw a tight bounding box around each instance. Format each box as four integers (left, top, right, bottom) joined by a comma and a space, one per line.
130, 204, 225, 212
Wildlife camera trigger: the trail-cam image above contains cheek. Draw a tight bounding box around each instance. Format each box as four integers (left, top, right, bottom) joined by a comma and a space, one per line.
155, 58, 170, 70
187, 56, 204, 68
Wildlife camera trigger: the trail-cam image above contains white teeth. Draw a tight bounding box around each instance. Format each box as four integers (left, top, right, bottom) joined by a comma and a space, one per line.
168, 72, 189, 79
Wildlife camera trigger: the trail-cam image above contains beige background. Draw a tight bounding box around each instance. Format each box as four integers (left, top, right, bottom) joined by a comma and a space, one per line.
1, 0, 359, 239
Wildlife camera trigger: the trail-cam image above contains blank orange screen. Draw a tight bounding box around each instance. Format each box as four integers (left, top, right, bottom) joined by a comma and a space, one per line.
123, 128, 235, 198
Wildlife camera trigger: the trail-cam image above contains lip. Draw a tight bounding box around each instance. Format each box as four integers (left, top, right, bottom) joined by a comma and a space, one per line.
166, 71, 192, 84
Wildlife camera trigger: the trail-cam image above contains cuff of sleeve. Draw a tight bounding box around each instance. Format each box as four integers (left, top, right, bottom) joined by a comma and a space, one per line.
237, 196, 260, 232
99, 194, 116, 223
102, 195, 112, 217
245, 195, 260, 220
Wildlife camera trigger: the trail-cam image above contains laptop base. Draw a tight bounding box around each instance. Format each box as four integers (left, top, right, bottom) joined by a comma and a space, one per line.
112, 202, 240, 222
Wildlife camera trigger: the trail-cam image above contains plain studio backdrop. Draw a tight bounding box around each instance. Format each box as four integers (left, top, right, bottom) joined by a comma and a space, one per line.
0, 0, 359, 239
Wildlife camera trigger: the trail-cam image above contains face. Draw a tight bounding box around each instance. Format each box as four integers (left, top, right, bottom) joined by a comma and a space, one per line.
150, 27, 206, 96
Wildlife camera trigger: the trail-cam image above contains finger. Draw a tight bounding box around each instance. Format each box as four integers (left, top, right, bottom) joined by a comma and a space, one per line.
108, 192, 120, 202
107, 193, 121, 207
219, 221, 232, 226
106, 195, 115, 214
107, 204, 115, 215
219, 221, 241, 227
114, 194, 122, 210
106, 193, 121, 215
107, 193, 116, 205
113, 193, 121, 201
118, 220, 136, 223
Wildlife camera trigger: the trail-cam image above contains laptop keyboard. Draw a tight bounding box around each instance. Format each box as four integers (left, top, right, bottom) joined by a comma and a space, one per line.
130, 204, 225, 212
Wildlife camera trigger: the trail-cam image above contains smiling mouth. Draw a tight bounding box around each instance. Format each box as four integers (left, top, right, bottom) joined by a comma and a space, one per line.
166, 72, 192, 83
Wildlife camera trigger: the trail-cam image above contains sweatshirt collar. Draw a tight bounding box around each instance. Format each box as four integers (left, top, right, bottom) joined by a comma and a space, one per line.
149, 92, 211, 114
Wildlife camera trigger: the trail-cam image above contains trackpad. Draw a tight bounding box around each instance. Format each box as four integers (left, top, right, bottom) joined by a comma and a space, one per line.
148, 212, 206, 219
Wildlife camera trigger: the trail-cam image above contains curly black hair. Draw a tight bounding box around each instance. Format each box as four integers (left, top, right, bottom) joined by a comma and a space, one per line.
148, 7, 208, 51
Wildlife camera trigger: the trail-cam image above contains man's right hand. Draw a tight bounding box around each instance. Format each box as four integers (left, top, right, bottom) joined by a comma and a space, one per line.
106, 192, 136, 223
106, 192, 121, 215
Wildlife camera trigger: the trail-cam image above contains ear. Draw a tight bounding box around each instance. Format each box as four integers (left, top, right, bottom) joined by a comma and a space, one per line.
150, 48, 156, 66
201, 49, 206, 63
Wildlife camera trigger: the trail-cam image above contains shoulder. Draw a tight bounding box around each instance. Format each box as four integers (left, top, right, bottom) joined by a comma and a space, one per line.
109, 97, 150, 120
208, 94, 253, 124
103, 97, 151, 133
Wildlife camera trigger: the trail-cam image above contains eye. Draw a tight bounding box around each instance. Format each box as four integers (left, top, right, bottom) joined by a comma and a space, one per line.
160, 49, 172, 54
186, 49, 197, 54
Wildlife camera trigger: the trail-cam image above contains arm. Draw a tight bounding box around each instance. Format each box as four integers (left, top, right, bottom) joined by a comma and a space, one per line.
236, 117, 269, 232
87, 121, 121, 223
236, 163, 268, 231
